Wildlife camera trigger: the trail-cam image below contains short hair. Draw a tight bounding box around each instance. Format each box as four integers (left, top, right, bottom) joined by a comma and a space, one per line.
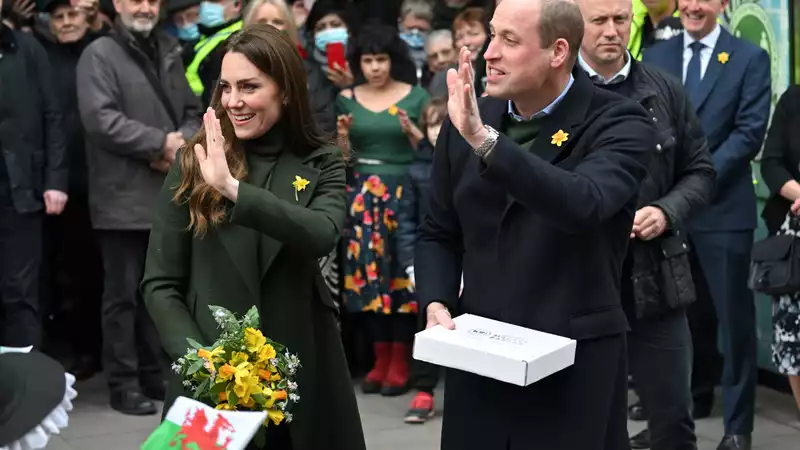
425, 29, 453, 52
348, 22, 418, 85
452, 7, 486, 33
400, 0, 434, 24
243, 0, 300, 47
538, 0, 584, 68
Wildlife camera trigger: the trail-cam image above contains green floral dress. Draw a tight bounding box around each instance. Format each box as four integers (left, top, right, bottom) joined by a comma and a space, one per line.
337, 85, 430, 315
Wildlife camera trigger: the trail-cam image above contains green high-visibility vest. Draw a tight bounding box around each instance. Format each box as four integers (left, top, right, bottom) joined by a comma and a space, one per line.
186, 20, 244, 96
628, 1, 680, 61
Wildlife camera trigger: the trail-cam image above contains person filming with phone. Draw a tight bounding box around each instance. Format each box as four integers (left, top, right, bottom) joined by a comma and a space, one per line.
301, 0, 353, 134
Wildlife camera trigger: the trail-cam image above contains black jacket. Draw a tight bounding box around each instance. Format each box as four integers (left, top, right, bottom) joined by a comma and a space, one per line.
415, 68, 656, 449
615, 60, 716, 318
305, 58, 339, 136
35, 26, 106, 197
760, 85, 800, 233
0, 25, 67, 213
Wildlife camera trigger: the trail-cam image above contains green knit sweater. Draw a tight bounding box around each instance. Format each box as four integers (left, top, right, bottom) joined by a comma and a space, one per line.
501, 113, 544, 148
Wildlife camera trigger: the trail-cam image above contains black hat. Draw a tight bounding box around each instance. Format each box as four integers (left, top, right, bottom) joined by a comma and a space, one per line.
166, 0, 202, 15
0, 352, 67, 446
41, 0, 70, 14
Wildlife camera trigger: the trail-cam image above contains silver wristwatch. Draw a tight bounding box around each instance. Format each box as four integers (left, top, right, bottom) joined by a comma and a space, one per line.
472, 125, 499, 159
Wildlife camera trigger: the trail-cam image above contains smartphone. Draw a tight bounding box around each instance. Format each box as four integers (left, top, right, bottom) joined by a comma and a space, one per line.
327, 42, 346, 71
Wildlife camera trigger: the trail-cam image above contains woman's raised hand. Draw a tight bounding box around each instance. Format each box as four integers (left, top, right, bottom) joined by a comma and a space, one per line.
194, 108, 234, 195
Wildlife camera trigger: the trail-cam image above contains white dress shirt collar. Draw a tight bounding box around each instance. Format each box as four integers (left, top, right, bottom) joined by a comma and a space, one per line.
683, 23, 721, 52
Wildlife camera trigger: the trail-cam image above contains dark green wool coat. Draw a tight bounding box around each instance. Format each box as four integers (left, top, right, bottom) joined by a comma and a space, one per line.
141, 137, 366, 450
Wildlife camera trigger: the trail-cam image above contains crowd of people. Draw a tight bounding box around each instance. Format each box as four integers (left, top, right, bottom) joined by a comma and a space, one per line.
0, 0, 799, 449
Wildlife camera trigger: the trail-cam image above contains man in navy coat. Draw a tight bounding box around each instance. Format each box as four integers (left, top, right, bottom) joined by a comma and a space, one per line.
644, 0, 771, 449
415, 0, 657, 448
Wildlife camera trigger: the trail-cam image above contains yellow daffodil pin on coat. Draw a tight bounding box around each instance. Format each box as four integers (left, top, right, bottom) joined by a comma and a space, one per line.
551, 130, 569, 147
292, 176, 310, 201
388, 105, 398, 116
717, 52, 729, 64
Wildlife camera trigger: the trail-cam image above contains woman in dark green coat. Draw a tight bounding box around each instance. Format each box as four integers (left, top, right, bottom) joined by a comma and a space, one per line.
141, 25, 366, 450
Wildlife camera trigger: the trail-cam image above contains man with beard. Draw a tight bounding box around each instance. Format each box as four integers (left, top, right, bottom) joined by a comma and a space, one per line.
76, 0, 201, 415
35, 0, 107, 381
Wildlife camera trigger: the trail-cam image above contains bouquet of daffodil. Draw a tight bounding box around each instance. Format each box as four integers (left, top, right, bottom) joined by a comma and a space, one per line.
172, 305, 301, 427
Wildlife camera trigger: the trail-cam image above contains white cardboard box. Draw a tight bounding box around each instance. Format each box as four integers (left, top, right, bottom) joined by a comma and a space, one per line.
413, 313, 577, 386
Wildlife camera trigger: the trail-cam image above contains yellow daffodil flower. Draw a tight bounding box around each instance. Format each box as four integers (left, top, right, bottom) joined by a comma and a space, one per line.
234, 373, 263, 405
717, 52, 729, 64
551, 130, 569, 147
292, 176, 310, 201
217, 363, 237, 382
244, 328, 267, 353
230, 351, 249, 366
257, 344, 277, 364
215, 402, 237, 411
197, 346, 224, 362
267, 408, 285, 425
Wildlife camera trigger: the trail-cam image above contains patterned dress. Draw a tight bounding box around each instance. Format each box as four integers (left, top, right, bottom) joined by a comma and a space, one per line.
773, 212, 800, 376
336, 85, 430, 315
343, 174, 417, 315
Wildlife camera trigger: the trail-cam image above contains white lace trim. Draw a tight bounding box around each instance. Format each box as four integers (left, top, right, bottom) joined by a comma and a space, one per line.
0, 373, 78, 450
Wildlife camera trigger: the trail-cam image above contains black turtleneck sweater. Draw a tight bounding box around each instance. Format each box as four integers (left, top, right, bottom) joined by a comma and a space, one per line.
241, 124, 286, 274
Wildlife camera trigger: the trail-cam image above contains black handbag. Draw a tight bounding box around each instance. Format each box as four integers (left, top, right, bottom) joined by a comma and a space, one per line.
749, 216, 800, 295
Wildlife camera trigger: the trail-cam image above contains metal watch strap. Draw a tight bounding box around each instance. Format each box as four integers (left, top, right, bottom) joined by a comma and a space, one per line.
473, 126, 499, 158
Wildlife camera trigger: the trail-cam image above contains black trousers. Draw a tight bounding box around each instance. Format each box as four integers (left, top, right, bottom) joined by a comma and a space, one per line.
440, 333, 629, 450
411, 314, 440, 394
41, 196, 103, 360
0, 203, 42, 348
622, 256, 696, 449
97, 230, 163, 392
366, 313, 416, 343
628, 309, 697, 449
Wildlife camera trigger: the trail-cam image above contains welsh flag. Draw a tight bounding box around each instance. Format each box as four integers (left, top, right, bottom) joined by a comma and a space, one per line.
141, 397, 267, 450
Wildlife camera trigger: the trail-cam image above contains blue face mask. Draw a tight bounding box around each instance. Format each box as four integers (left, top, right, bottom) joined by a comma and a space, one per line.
199, 2, 226, 28
176, 23, 200, 41
314, 27, 348, 53
400, 29, 427, 50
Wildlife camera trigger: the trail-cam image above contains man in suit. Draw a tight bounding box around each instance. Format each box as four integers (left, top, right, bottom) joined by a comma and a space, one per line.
644, 1, 771, 449
415, 0, 656, 448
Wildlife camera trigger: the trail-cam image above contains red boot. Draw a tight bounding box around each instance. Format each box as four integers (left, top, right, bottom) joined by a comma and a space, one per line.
362, 342, 391, 394
382, 342, 410, 396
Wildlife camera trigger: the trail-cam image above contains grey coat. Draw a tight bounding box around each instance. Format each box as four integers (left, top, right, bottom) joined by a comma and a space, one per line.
76, 21, 201, 230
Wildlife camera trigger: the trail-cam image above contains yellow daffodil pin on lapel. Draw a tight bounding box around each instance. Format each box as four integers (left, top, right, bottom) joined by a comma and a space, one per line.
717, 52, 729, 64
388, 105, 399, 116
292, 176, 310, 201
551, 129, 569, 147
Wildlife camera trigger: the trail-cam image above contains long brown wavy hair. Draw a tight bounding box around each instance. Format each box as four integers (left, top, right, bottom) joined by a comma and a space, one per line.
174, 24, 330, 237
